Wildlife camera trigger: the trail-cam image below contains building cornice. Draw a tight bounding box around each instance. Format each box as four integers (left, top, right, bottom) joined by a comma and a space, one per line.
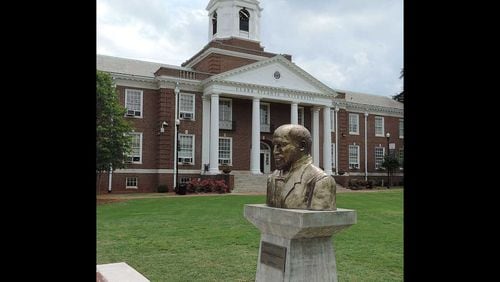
336, 100, 403, 117
184, 47, 270, 68
109, 73, 159, 90
204, 55, 338, 97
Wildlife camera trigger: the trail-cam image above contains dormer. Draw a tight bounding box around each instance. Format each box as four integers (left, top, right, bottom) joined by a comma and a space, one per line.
207, 0, 262, 43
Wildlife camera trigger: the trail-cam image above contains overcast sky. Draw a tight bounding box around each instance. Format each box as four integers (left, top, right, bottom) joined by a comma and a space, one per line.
97, 0, 403, 97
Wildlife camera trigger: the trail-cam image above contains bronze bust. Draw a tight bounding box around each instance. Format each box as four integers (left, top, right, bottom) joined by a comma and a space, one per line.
266, 124, 336, 210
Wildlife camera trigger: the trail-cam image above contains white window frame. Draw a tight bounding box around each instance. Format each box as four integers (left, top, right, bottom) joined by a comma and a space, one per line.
126, 177, 138, 189
330, 109, 335, 132
218, 137, 232, 165
375, 116, 385, 137
126, 132, 143, 164
298, 107, 305, 126
399, 148, 404, 169
219, 98, 232, 129
349, 113, 359, 135
125, 89, 143, 118
179, 93, 195, 120
348, 144, 360, 169
260, 103, 270, 132
374, 147, 385, 169
331, 143, 336, 168
178, 134, 195, 165
399, 119, 404, 139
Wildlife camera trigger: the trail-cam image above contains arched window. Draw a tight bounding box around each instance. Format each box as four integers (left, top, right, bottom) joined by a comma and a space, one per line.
239, 8, 249, 32
212, 11, 217, 35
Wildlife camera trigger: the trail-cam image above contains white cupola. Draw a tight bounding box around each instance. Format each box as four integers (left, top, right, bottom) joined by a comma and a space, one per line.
206, 0, 262, 43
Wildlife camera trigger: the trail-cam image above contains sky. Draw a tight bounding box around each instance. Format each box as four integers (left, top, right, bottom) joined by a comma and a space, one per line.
97, 0, 403, 97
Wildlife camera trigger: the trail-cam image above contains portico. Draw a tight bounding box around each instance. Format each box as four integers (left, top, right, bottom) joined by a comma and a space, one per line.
200, 55, 338, 175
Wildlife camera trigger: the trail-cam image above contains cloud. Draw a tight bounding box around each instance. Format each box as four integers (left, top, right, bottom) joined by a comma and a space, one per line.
97, 0, 402, 96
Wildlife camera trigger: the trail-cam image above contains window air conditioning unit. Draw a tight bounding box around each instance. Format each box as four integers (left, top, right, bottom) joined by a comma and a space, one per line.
126, 109, 141, 116
125, 157, 133, 163
180, 112, 193, 119
220, 159, 230, 165
182, 158, 192, 164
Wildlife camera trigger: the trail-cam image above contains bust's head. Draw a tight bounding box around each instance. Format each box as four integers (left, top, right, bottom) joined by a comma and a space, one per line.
272, 124, 312, 172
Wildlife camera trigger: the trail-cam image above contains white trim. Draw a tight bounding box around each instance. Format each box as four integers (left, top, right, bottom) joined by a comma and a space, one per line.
126, 132, 143, 164
298, 106, 305, 126
179, 93, 196, 121
260, 102, 270, 132
124, 89, 143, 118
348, 144, 360, 169
364, 112, 368, 181
184, 47, 269, 68
203, 55, 338, 96
219, 97, 233, 129
125, 177, 138, 189
330, 109, 335, 132
178, 134, 195, 165
349, 172, 404, 177
399, 118, 404, 139
349, 113, 360, 135
375, 116, 385, 137
218, 136, 233, 165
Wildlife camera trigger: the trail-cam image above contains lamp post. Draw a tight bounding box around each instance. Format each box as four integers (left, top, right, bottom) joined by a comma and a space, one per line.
386, 132, 390, 189
174, 83, 180, 192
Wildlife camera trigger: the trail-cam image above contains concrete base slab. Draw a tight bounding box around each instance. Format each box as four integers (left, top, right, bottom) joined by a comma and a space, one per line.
244, 204, 356, 282
96, 262, 150, 282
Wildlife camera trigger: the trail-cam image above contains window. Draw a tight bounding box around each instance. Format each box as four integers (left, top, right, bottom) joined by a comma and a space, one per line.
298, 107, 305, 126
349, 145, 360, 169
399, 148, 404, 168
179, 93, 195, 120
260, 103, 270, 132
212, 11, 217, 35
219, 137, 232, 165
399, 119, 404, 138
125, 89, 143, 117
178, 134, 194, 164
239, 8, 249, 32
126, 177, 138, 189
331, 143, 336, 168
219, 98, 232, 130
330, 109, 335, 132
375, 116, 384, 136
375, 147, 385, 169
125, 132, 142, 163
349, 113, 359, 134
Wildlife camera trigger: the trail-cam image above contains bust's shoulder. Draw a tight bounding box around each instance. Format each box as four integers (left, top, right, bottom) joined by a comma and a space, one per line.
303, 164, 327, 179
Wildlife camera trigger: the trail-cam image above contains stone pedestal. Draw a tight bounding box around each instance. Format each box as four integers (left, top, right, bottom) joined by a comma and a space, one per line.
244, 204, 356, 282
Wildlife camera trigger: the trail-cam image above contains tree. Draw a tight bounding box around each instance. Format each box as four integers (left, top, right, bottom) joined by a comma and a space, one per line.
393, 68, 404, 103
381, 154, 400, 187
96, 70, 133, 193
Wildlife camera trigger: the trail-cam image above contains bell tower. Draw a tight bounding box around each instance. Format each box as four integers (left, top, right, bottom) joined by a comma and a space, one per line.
206, 0, 262, 43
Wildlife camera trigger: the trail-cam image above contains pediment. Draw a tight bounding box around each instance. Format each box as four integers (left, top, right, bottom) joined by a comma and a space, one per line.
207, 55, 337, 96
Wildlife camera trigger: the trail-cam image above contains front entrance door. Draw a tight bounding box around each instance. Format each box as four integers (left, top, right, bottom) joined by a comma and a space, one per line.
260, 142, 271, 174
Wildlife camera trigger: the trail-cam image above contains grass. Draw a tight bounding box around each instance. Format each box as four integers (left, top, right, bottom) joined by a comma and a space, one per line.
97, 190, 403, 281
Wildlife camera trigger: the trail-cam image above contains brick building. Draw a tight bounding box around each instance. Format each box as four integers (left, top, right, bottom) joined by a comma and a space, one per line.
96, 0, 403, 193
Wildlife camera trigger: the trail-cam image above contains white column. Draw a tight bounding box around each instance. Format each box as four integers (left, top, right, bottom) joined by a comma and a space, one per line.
334, 106, 339, 175
322, 106, 332, 175
364, 112, 369, 181
312, 107, 320, 167
250, 97, 262, 174
290, 102, 298, 124
108, 165, 112, 193
209, 93, 220, 174
201, 96, 211, 174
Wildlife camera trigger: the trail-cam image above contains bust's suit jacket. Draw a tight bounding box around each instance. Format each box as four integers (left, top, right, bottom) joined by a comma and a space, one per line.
266, 155, 336, 210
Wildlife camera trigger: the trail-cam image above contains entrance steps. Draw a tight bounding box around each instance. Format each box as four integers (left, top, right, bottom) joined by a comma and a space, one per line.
231, 171, 269, 193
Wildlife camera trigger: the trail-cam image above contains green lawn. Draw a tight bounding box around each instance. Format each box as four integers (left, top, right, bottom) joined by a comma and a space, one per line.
97, 190, 403, 281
